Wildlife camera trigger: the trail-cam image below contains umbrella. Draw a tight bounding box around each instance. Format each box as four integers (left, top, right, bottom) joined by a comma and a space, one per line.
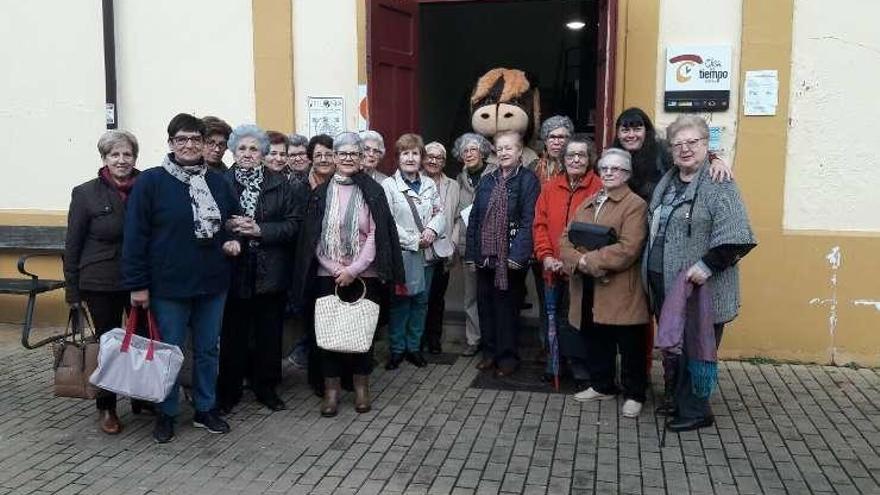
543, 275, 560, 391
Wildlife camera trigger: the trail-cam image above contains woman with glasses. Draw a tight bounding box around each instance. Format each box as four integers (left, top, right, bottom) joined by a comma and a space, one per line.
559, 148, 650, 418
307, 134, 336, 190
291, 132, 404, 416
381, 133, 446, 370
359, 130, 389, 183
532, 134, 602, 385
645, 115, 756, 432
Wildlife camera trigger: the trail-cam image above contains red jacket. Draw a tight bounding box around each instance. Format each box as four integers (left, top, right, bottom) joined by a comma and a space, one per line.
533, 171, 602, 265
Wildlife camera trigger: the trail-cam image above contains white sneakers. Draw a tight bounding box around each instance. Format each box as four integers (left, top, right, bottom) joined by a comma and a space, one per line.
573, 387, 616, 402
621, 399, 643, 418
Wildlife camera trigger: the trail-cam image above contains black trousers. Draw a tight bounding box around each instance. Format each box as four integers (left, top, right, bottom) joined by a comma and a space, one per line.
422, 264, 450, 350
311, 277, 379, 380
217, 292, 285, 404
81, 290, 129, 410
584, 323, 648, 402
476, 266, 527, 369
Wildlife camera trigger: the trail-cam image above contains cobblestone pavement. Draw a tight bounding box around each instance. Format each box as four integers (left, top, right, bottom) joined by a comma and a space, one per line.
1, 327, 879, 495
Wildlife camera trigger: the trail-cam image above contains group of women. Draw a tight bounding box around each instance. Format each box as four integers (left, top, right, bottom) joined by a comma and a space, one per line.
63, 107, 754, 444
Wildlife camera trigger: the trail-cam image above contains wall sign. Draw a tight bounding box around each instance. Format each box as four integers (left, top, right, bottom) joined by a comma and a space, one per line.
664, 45, 732, 112
307, 96, 345, 137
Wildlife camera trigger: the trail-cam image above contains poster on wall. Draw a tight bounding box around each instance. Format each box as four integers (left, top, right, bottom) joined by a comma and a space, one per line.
308, 97, 345, 137
664, 45, 732, 112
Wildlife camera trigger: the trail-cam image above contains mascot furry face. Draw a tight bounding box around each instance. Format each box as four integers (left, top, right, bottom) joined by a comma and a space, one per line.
470, 68, 541, 144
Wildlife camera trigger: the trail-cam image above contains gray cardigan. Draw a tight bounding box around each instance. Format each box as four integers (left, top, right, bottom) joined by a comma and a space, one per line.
643, 164, 756, 323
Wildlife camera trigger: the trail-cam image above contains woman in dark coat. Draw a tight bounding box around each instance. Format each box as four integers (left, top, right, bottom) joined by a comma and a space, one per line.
291, 132, 404, 417
215, 125, 306, 413
64, 130, 145, 435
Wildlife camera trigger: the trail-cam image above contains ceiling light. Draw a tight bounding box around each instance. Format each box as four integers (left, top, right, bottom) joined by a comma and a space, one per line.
566, 20, 586, 30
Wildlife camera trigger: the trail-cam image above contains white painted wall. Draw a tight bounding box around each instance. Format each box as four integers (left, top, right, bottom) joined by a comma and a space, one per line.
292, 0, 360, 136
115, 0, 257, 168
0, 1, 107, 210
784, 0, 880, 232
654, 0, 742, 164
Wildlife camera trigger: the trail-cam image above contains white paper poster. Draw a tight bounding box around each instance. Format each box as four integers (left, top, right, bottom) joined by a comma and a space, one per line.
308, 97, 345, 137
743, 70, 779, 116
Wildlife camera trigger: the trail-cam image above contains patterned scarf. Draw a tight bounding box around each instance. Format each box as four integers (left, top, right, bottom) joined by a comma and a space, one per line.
161, 154, 221, 239
480, 170, 511, 290
233, 164, 264, 218
98, 166, 137, 202
318, 174, 365, 264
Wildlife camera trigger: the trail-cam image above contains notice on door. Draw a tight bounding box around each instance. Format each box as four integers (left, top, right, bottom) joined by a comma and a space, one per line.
308, 97, 345, 137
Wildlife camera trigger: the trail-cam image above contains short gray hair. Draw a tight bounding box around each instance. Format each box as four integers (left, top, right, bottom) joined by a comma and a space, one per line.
334, 131, 363, 152
97, 130, 139, 158
597, 148, 632, 172
452, 133, 492, 161
425, 141, 447, 157
358, 130, 385, 155
666, 114, 710, 142
229, 124, 269, 155
540, 115, 574, 141
288, 133, 308, 148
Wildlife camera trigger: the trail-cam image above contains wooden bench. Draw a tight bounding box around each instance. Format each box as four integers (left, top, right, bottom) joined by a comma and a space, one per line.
0, 226, 67, 348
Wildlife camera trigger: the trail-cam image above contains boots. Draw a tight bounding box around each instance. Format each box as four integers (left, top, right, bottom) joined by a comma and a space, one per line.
353, 374, 371, 413
321, 377, 341, 417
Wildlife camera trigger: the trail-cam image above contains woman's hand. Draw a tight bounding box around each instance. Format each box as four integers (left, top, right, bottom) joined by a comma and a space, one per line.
708, 156, 733, 182
222, 240, 242, 256
686, 263, 711, 285
419, 228, 437, 248
334, 268, 356, 287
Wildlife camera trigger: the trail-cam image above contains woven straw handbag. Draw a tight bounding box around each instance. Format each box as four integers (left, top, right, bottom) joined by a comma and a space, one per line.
314, 278, 380, 353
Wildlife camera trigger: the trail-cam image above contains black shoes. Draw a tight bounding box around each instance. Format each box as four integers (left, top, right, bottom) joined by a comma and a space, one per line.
405, 352, 428, 368
666, 416, 714, 432
153, 414, 175, 444
193, 411, 231, 434
385, 353, 404, 370
256, 393, 286, 412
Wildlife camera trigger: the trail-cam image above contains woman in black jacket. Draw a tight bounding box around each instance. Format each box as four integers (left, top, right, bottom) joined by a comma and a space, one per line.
215, 125, 306, 413
64, 130, 146, 435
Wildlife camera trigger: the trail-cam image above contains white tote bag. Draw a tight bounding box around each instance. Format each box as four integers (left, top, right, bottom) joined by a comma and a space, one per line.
89, 309, 184, 403
314, 278, 380, 353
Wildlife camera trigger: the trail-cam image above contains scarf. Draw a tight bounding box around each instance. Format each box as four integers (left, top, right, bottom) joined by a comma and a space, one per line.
98, 166, 137, 202
161, 154, 222, 239
480, 170, 511, 290
318, 173, 365, 264
233, 164, 264, 218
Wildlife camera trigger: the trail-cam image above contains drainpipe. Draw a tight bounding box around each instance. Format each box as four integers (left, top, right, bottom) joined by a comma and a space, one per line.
103, 0, 117, 129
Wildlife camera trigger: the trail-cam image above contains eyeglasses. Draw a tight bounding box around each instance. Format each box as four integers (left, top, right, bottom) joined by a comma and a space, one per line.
336, 151, 362, 160
313, 153, 334, 161
564, 152, 589, 161
171, 135, 204, 146
671, 138, 706, 151
205, 139, 227, 149
598, 165, 630, 175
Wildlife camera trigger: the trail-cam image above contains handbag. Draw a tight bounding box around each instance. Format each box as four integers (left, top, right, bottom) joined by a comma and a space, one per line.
89, 308, 184, 403
314, 278, 380, 353
53, 306, 99, 399
568, 222, 618, 250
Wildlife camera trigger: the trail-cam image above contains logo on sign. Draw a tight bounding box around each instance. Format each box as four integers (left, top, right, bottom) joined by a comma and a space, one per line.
669, 53, 729, 85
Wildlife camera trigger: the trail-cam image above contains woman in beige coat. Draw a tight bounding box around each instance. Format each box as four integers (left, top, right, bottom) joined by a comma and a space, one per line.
559, 148, 649, 418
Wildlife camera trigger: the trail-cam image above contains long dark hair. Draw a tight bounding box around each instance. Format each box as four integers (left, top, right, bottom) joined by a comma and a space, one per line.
611, 107, 659, 198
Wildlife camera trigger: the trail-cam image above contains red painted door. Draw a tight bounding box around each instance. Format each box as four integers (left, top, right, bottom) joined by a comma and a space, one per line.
367, 0, 419, 174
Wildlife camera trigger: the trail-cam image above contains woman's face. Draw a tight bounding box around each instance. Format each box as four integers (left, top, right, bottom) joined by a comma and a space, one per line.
423, 150, 445, 177
311, 143, 336, 177
335, 144, 362, 177
265, 143, 289, 172
288, 144, 310, 172
598, 156, 631, 191
102, 143, 136, 181
398, 148, 421, 176
363, 139, 383, 171
233, 136, 264, 169
617, 124, 646, 152
670, 127, 708, 173
461, 143, 483, 170
563, 142, 590, 180
545, 127, 571, 159
495, 134, 523, 170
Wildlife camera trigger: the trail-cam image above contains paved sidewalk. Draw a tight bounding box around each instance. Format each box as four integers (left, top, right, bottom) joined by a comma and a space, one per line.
1, 327, 879, 495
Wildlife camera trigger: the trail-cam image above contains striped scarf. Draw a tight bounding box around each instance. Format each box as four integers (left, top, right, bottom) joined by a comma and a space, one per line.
318, 174, 364, 264
480, 172, 510, 290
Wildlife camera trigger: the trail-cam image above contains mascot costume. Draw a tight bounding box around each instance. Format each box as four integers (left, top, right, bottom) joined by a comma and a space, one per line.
469, 68, 541, 165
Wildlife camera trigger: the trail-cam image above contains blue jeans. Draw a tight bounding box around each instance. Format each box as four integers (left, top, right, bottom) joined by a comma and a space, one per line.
389, 265, 434, 354
151, 292, 227, 416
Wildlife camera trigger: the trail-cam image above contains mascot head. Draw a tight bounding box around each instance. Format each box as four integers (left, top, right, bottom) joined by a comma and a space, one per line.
470, 68, 541, 143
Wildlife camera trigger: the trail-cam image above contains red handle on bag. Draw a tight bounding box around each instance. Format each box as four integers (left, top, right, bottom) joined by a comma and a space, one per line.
121, 308, 162, 361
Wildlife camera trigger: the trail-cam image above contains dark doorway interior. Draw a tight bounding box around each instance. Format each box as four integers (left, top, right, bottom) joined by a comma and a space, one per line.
419, 0, 599, 172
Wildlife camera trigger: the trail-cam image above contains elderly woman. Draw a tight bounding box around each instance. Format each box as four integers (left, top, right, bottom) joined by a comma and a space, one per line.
646, 115, 756, 432
530, 115, 574, 184
465, 130, 540, 377
64, 130, 146, 434
420, 141, 460, 354
307, 134, 335, 189
359, 130, 389, 183
202, 116, 232, 172
287, 133, 311, 184
291, 132, 404, 416
532, 134, 601, 384
451, 132, 493, 357
382, 134, 446, 369
559, 149, 650, 418
264, 131, 290, 177
215, 125, 305, 414
123, 113, 240, 443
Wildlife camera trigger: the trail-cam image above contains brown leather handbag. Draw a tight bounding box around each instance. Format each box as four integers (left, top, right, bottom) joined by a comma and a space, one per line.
53, 306, 99, 399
